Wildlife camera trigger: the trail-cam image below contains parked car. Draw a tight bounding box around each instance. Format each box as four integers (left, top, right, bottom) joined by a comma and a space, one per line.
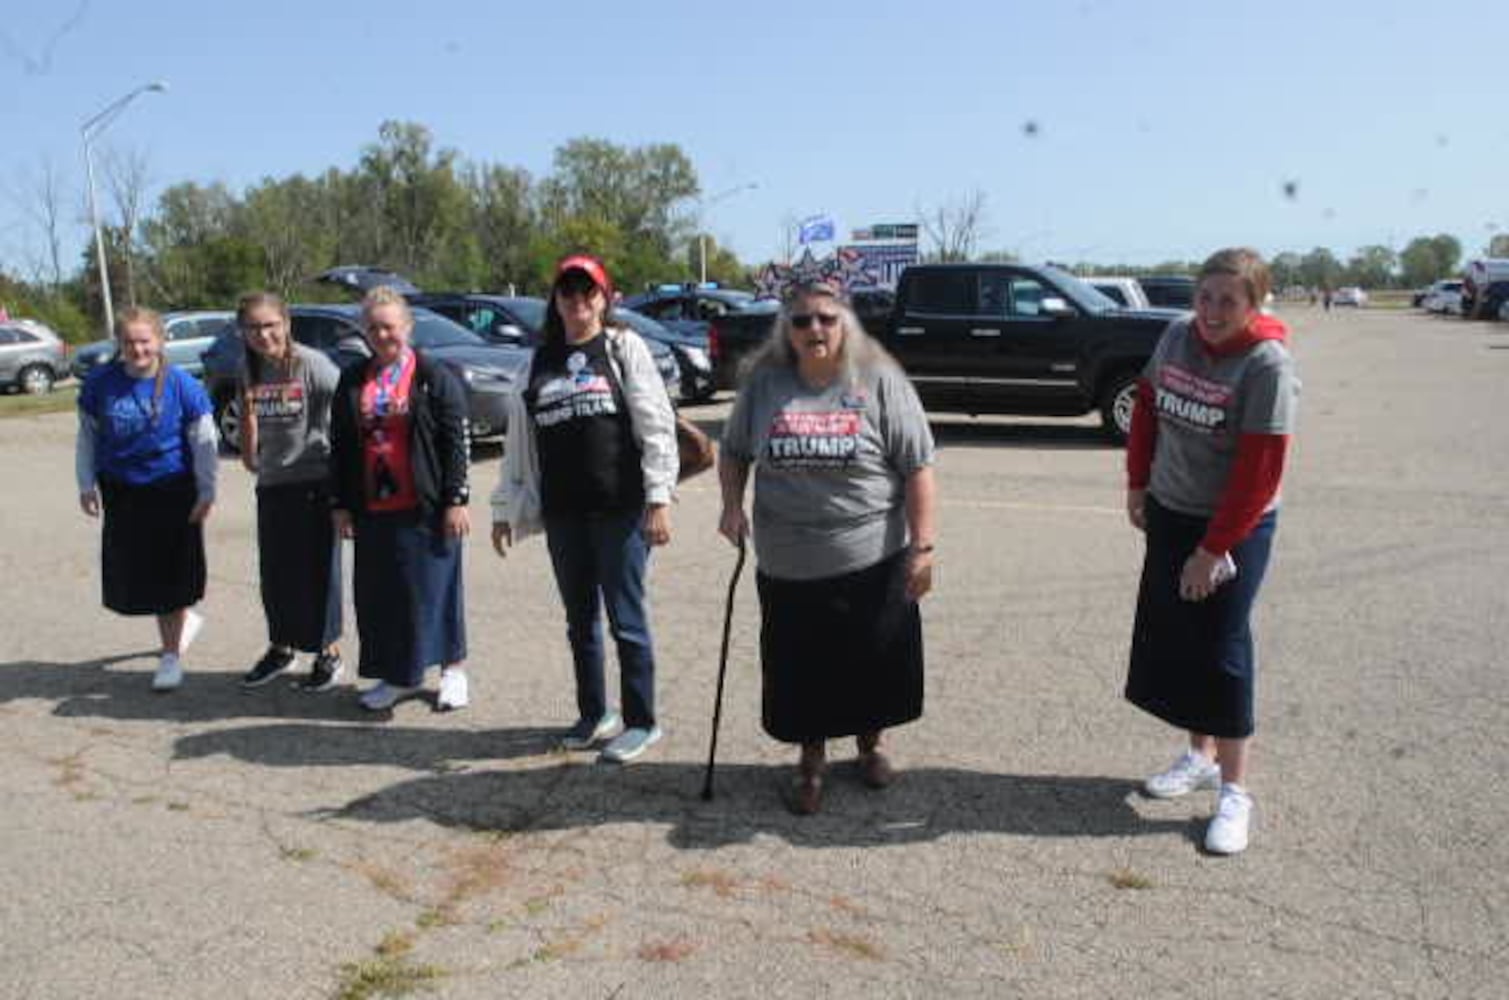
1332, 286, 1368, 307
1421, 280, 1465, 315
71, 310, 234, 381
1139, 275, 1196, 309
0, 319, 68, 394
1461, 258, 1509, 318
410, 293, 688, 402
1083, 276, 1153, 310
1467, 280, 1509, 321
200, 305, 528, 452
708, 263, 1180, 441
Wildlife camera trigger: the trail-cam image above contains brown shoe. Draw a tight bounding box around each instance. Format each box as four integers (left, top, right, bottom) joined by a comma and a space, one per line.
785, 771, 823, 815
858, 750, 896, 789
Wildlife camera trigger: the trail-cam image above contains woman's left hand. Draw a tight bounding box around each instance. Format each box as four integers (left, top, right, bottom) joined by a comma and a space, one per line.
1178, 547, 1224, 602
905, 549, 934, 601
643, 504, 671, 547
188, 500, 213, 525
443, 506, 471, 539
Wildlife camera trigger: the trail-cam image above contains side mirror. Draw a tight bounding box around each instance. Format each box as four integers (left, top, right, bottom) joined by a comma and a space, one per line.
1041, 297, 1074, 318
491, 324, 526, 345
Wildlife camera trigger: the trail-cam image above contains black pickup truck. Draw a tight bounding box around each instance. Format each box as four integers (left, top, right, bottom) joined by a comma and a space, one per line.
708, 263, 1184, 440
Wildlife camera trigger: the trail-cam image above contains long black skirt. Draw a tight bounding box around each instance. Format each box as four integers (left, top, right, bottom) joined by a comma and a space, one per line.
757, 549, 924, 744
99, 475, 205, 616
1125, 495, 1276, 739
353, 508, 466, 687
257, 480, 342, 653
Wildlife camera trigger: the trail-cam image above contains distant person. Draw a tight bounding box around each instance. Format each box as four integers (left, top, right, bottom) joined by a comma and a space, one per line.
1123, 247, 1300, 855
235, 292, 345, 692
490, 255, 678, 763
75, 306, 218, 691
1322, 287, 1333, 311
329, 287, 472, 712
718, 279, 937, 815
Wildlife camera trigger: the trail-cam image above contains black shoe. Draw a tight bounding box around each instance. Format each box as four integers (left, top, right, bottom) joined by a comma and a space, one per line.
241, 647, 295, 688
296, 651, 345, 693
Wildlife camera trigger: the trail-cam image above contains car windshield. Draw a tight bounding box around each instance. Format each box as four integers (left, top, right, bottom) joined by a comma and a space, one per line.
1042, 267, 1121, 312
615, 309, 672, 338
409, 310, 487, 349
499, 298, 547, 332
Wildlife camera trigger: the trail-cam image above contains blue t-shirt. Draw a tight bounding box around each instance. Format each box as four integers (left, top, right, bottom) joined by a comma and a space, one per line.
79, 363, 212, 485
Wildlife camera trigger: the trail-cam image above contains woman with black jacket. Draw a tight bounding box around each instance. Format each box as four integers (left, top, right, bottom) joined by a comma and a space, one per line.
330, 287, 472, 712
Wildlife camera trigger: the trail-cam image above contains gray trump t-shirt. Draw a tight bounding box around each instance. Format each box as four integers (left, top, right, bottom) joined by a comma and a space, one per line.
1145, 318, 1300, 517
246, 344, 340, 488
722, 361, 935, 581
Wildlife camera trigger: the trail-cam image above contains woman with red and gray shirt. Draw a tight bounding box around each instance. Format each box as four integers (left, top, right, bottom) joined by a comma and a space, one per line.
1124, 247, 1299, 856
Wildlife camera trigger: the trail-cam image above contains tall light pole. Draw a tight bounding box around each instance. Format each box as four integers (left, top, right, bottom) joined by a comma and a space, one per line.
82, 81, 168, 336
697, 182, 758, 285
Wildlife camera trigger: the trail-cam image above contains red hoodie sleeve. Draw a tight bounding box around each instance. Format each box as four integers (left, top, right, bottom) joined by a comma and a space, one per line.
1200, 433, 1288, 555
1125, 377, 1157, 489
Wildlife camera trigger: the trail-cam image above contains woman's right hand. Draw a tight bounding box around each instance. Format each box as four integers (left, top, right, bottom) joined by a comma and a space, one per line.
1126, 488, 1147, 531
79, 490, 100, 518
332, 509, 355, 540
718, 505, 749, 547
490, 521, 512, 558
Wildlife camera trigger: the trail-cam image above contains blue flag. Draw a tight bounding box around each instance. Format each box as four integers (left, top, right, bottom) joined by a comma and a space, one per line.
798, 216, 835, 244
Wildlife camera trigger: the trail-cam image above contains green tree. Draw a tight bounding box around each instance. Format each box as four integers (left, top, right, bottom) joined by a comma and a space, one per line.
1299, 247, 1343, 289
1400, 233, 1463, 287
1269, 252, 1304, 290
1345, 245, 1398, 289
1487, 234, 1509, 258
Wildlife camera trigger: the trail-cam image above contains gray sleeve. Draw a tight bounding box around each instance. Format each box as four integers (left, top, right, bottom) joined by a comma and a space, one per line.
188, 413, 219, 503
75, 410, 98, 494
1238, 346, 1300, 435
720, 370, 759, 462
875, 365, 935, 475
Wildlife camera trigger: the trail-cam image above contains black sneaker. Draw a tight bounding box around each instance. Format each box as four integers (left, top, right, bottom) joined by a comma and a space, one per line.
241, 647, 295, 689
296, 651, 345, 693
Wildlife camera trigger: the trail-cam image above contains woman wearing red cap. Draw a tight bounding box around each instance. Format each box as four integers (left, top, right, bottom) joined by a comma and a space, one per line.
491, 255, 679, 763
1123, 247, 1300, 856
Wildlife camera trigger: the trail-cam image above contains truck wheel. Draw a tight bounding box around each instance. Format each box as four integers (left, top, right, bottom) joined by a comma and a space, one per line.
1100, 373, 1138, 444
215, 391, 243, 454
17, 365, 55, 395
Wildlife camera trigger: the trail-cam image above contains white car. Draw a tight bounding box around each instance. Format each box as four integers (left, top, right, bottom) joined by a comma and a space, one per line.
1333, 286, 1368, 307
1084, 276, 1152, 310
1422, 280, 1464, 315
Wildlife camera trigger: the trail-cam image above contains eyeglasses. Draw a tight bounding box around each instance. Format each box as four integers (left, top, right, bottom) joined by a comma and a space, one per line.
790, 312, 841, 330
240, 320, 282, 335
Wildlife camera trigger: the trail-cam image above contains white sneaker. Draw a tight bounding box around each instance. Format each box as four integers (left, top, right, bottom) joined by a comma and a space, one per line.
600, 726, 663, 764
561, 711, 623, 751
152, 653, 183, 692
359, 682, 418, 712
1144, 750, 1221, 799
1205, 783, 1254, 855
179, 610, 204, 654
436, 668, 469, 711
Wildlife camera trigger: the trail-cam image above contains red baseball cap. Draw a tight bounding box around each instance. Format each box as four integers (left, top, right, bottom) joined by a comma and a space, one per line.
554, 254, 613, 299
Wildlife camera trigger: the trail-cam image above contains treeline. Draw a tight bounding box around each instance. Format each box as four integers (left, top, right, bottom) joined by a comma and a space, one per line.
3, 122, 749, 342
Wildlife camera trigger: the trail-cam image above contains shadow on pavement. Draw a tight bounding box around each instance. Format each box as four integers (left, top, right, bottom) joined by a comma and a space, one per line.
1, 657, 377, 723
292, 750, 1189, 849
175, 722, 559, 768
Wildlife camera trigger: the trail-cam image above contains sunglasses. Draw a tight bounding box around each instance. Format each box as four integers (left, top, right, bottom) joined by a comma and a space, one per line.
790, 312, 841, 330
556, 275, 601, 298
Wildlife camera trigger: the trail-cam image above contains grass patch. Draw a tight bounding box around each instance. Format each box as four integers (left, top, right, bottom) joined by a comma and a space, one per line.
0, 384, 78, 419
281, 846, 319, 863
808, 928, 885, 961
374, 931, 416, 959
680, 869, 740, 897
415, 906, 459, 930
166, 801, 191, 812
1108, 867, 1154, 890
334, 956, 444, 1000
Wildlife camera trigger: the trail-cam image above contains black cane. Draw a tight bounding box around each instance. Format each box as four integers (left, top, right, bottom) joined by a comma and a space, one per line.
701, 536, 747, 801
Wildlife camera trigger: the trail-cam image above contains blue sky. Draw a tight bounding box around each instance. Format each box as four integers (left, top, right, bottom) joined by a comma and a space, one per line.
2, 0, 1505, 276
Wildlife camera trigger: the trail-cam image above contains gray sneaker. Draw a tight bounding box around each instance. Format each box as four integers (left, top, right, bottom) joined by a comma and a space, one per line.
600, 726, 663, 764
561, 711, 622, 751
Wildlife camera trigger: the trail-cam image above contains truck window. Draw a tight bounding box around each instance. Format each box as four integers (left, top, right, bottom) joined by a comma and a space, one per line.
1010, 278, 1048, 316
907, 271, 975, 315
978, 273, 1010, 316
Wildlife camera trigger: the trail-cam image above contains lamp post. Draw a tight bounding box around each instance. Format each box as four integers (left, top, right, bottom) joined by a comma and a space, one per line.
697, 182, 758, 285
82, 81, 168, 336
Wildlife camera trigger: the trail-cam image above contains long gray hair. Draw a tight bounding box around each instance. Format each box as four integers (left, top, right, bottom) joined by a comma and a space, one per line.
741, 283, 898, 386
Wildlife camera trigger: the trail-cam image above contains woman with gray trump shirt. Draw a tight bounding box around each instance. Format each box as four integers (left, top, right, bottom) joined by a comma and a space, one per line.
719, 279, 937, 816
235, 292, 346, 692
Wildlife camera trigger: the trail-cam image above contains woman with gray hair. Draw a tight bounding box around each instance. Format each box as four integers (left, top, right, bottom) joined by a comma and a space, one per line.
718, 280, 937, 815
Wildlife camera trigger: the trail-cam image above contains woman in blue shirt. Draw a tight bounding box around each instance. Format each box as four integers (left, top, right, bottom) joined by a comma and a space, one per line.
76, 307, 219, 691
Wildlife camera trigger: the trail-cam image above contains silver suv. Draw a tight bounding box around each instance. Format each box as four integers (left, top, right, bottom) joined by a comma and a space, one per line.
0, 320, 68, 394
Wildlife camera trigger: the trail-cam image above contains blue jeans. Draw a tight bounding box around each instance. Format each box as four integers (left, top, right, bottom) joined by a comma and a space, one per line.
544, 508, 656, 728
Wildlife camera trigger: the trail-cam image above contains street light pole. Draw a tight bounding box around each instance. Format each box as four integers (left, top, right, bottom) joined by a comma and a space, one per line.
81, 81, 167, 336
697, 182, 758, 285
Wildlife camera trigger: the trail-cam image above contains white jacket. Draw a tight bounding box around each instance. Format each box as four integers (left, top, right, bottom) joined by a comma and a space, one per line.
491, 326, 678, 541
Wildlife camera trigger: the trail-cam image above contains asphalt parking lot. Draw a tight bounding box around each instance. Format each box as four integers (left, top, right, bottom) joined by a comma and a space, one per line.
2, 306, 1506, 999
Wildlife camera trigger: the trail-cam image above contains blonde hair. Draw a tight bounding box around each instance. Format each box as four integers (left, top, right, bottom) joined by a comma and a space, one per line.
114, 305, 165, 343
1199, 247, 1271, 309
361, 285, 413, 324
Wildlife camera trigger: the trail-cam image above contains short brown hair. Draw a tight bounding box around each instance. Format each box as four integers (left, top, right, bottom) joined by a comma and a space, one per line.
1199, 247, 1271, 308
